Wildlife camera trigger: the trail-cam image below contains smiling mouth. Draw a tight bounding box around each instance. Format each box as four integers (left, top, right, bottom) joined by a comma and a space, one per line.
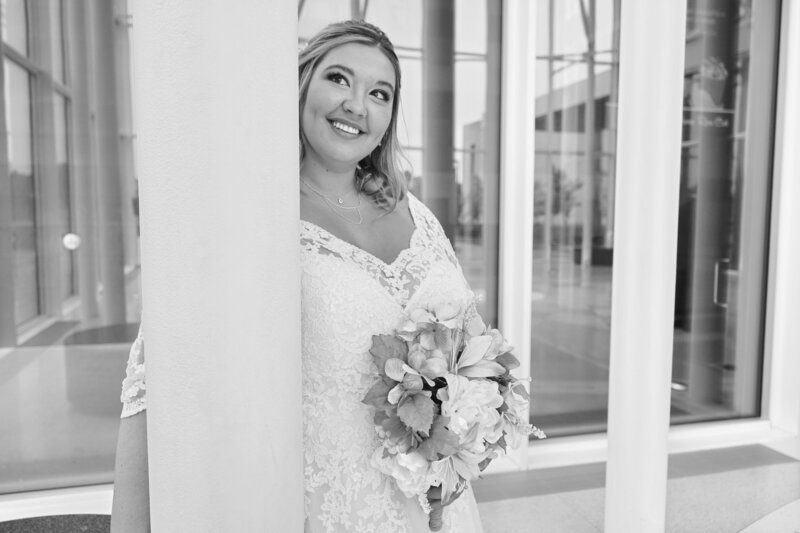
330, 120, 362, 135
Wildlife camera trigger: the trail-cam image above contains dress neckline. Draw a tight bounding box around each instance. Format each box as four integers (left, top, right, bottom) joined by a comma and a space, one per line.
300, 193, 421, 268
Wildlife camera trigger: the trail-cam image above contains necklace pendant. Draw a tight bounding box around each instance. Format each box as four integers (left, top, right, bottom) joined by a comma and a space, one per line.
338, 197, 344, 204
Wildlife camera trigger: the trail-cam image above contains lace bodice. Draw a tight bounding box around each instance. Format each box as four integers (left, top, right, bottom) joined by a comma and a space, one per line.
121, 194, 484, 533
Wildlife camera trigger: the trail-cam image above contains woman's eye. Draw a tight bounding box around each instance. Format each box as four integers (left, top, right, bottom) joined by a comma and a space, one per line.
372, 90, 391, 102
326, 72, 349, 86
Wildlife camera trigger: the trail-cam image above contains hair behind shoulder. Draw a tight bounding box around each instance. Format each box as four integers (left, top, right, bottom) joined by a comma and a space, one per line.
298, 20, 408, 211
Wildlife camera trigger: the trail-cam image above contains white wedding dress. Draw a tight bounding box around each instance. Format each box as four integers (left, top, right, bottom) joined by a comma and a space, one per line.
121, 193, 484, 533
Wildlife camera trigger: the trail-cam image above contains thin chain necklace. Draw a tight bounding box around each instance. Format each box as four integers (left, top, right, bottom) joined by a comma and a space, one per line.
301, 178, 363, 225
300, 177, 357, 205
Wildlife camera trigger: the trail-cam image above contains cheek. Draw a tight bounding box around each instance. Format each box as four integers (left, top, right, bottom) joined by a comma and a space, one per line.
371, 108, 393, 139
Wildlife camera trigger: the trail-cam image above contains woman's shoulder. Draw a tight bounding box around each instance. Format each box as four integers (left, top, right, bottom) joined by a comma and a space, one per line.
404, 191, 440, 231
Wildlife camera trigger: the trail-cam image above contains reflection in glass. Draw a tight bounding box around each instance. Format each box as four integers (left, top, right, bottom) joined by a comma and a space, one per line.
1, 0, 28, 55
531, 0, 779, 438
50, 0, 66, 82
531, 0, 619, 437
299, 0, 502, 325
0, 2, 141, 494
54, 93, 76, 299
671, 0, 778, 423
4, 59, 40, 325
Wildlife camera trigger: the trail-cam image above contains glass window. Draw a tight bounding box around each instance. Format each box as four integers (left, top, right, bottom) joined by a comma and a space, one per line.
1, 0, 28, 56
671, 0, 779, 423
532, 0, 780, 438
531, 0, 620, 437
50, 0, 66, 83
54, 93, 75, 299
4, 58, 40, 325
0, 2, 141, 494
299, 0, 502, 324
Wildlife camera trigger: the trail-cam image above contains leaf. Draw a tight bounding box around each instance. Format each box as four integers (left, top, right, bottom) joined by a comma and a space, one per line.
496, 352, 520, 371
510, 380, 530, 401
418, 416, 461, 461
397, 393, 436, 435
370, 334, 408, 374
458, 335, 492, 369
496, 434, 507, 453
362, 380, 393, 411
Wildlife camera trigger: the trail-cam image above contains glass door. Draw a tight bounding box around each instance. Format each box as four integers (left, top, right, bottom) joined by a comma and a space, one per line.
671, 0, 780, 423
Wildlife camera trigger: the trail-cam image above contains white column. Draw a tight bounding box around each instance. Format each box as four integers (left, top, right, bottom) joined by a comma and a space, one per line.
604, 1, 686, 531
496, 0, 536, 471
767, 0, 800, 448
130, 2, 302, 531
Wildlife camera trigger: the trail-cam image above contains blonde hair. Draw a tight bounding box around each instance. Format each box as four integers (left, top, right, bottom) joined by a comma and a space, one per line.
299, 20, 407, 211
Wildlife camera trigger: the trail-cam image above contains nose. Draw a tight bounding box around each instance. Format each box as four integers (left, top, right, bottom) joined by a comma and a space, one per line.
342, 92, 367, 117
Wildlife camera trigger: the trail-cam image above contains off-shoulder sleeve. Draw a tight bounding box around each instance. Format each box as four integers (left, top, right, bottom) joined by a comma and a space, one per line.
408, 193, 460, 269
120, 321, 146, 418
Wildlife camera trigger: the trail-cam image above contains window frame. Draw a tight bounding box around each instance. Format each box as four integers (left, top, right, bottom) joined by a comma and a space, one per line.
494, 0, 800, 473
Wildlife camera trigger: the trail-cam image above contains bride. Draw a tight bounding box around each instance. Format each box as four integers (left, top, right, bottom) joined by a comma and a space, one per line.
112, 20, 484, 532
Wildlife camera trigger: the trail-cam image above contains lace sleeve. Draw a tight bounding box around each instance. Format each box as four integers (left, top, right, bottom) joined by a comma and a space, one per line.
120, 321, 146, 418
409, 193, 460, 269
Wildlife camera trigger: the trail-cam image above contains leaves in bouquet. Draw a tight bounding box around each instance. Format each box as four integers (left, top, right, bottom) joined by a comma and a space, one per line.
495, 351, 521, 371
363, 379, 393, 411
509, 380, 531, 401
397, 392, 436, 435
375, 411, 414, 451
370, 334, 408, 376
496, 434, 507, 453
417, 416, 460, 460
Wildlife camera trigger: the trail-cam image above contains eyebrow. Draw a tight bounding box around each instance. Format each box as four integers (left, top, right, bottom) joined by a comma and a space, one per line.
324, 64, 395, 94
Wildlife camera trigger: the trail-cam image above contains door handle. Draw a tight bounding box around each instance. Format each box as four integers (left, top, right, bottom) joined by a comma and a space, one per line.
713, 258, 730, 308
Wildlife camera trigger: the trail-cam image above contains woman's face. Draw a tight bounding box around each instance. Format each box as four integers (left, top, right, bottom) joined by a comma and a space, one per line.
301, 43, 396, 173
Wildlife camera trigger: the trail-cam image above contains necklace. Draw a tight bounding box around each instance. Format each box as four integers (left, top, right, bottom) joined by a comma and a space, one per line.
301, 178, 363, 225
300, 178, 357, 205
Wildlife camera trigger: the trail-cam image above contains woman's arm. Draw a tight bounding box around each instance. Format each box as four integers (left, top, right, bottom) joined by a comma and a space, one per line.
111, 411, 150, 533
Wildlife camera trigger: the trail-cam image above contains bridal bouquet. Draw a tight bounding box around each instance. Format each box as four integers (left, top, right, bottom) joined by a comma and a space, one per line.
363, 299, 545, 526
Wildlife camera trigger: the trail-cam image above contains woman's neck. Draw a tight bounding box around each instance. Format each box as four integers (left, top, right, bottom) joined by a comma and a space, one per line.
299, 158, 358, 194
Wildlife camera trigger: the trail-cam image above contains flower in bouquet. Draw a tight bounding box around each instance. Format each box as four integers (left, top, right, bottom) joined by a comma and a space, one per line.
363, 298, 545, 515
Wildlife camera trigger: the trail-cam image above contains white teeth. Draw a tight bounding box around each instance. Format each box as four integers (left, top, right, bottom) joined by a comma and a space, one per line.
332, 121, 360, 135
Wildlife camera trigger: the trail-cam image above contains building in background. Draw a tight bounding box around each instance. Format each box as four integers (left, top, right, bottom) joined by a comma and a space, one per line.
0, 0, 140, 494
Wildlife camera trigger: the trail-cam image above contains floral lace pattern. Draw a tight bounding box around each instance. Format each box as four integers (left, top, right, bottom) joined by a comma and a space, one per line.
120, 322, 146, 418
299, 194, 461, 306
301, 194, 482, 532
